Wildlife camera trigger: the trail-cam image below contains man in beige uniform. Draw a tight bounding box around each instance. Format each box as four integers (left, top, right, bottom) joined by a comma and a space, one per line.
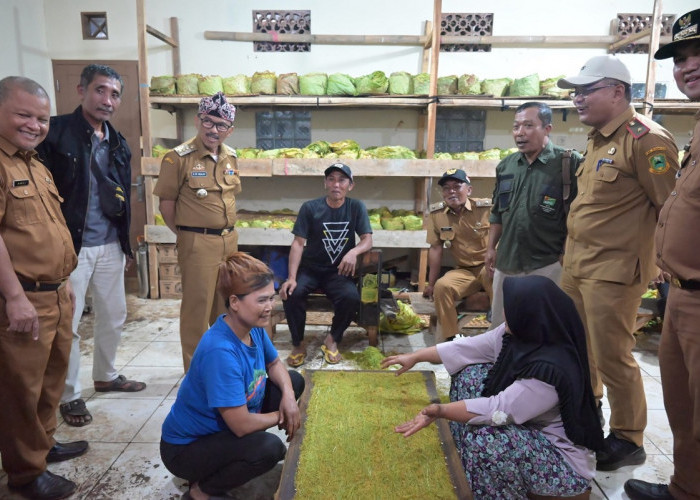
557, 56, 678, 471
0, 76, 86, 500
424, 168, 492, 343
155, 92, 240, 371
625, 9, 700, 500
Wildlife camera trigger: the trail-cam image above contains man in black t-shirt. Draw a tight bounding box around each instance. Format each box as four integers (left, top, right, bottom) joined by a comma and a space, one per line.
280, 163, 373, 366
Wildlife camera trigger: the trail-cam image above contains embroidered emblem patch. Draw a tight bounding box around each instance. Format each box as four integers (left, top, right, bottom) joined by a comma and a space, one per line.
648, 154, 669, 174
224, 169, 236, 175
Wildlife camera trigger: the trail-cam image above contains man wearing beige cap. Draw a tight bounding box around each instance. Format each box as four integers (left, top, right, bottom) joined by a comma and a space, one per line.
557, 56, 679, 471
155, 92, 240, 371
625, 8, 700, 500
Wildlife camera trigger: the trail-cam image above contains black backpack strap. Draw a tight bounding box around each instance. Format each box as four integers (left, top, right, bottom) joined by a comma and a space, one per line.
562, 149, 572, 215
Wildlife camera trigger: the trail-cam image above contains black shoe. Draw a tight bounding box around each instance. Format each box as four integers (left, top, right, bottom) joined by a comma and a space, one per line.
596, 433, 646, 471
46, 440, 89, 463
9, 470, 76, 500
624, 479, 674, 499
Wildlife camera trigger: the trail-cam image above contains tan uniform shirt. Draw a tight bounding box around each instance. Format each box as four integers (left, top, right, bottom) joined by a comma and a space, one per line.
154, 136, 241, 228
656, 110, 700, 281
564, 107, 678, 285
0, 136, 77, 281
426, 197, 491, 268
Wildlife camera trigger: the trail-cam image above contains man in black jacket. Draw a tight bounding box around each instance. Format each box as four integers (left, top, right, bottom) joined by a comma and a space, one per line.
37, 64, 145, 427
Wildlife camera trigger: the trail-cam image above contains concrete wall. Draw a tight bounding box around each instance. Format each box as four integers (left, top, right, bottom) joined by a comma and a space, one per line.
2, 0, 697, 208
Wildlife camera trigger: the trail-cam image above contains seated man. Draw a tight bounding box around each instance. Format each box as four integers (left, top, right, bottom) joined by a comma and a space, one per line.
280, 163, 373, 366
423, 168, 493, 342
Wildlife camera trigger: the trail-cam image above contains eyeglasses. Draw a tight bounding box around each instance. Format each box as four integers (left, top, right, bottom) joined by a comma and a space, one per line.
569, 84, 619, 100
199, 115, 232, 132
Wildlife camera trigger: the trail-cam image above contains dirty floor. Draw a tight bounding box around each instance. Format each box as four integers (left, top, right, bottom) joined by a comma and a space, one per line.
0, 294, 673, 499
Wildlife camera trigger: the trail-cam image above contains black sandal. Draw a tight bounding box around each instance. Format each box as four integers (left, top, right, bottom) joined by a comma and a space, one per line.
59, 399, 93, 427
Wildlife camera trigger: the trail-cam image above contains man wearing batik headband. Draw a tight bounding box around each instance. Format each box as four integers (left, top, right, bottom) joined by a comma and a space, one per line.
625, 8, 700, 500
155, 91, 241, 371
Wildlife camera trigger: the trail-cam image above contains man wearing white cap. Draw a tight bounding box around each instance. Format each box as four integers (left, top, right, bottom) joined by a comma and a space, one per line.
557, 56, 679, 471
625, 8, 700, 500
155, 92, 240, 371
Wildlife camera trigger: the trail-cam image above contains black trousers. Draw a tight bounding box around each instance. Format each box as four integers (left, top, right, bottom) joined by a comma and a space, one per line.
160, 370, 305, 496
282, 267, 360, 346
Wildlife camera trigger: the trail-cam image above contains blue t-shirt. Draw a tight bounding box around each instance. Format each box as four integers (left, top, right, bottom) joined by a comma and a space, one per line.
293, 196, 372, 273
161, 315, 278, 445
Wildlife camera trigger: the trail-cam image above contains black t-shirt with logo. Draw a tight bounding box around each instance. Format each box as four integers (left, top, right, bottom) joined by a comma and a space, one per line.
293, 196, 372, 272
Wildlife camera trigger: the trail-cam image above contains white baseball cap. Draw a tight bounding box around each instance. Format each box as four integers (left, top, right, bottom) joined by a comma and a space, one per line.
557, 55, 632, 89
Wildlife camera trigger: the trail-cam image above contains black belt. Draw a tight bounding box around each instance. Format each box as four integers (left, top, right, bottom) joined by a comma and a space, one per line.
19, 279, 64, 292
670, 277, 700, 290
177, 225, 235, 236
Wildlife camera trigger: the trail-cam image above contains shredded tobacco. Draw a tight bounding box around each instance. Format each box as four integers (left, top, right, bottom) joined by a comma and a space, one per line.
294, 371, 458, 499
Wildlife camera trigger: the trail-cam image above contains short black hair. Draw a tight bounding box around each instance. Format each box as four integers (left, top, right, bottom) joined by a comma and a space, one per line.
80, 64, 124, 95
0, 76, 49, 105
515, 102, 552, 127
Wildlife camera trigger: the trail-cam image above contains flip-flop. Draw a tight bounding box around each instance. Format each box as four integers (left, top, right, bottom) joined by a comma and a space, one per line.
59, 399, 93, 427
286, 352, 307, 367
94, 374, 147, 392
320, 344, 341, 364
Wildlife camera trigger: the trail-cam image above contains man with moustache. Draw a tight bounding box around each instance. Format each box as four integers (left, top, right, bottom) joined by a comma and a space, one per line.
37, 64, 145, 428
155, 92, 240, 371
423, 168, 492, 343
0, 76, 85, 499
557, 55, 678, 471
486, 102, 580, 327
625, 8, 700, 500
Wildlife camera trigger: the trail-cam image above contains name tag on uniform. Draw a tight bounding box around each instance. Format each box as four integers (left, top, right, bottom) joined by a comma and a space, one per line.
12, 179, 29, 187
191, 172, 207, 177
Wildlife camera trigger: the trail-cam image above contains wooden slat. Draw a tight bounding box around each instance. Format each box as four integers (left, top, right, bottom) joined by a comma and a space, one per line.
145, 225, 429, 248
141, 156, 273, 177
205, 31, 427, 46
149, 95, 432, 107
270, 158, 498, 178
643, 0, 664, 117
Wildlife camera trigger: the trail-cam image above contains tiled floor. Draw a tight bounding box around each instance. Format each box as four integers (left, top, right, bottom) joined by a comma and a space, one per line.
0, 294, 672, 499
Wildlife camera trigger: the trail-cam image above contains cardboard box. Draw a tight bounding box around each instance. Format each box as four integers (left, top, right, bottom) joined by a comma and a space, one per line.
159, 262, 181, 279
159, 278, 182, 299
157, 244, 178, 263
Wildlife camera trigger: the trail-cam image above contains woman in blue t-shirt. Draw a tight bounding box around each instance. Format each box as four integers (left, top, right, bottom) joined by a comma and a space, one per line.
160, 252, 304, 500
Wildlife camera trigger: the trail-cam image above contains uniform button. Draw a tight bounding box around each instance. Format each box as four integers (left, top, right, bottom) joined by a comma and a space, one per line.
24, 189, 28, 194
671, 191, 677, 196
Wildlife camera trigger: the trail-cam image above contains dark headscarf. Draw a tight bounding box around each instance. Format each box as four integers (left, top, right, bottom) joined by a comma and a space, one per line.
481, 275, 604, 451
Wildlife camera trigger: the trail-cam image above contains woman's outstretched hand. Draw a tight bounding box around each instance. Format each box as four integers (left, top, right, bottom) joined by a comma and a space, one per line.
394, 403, 441, 437
380, 352, 416, 375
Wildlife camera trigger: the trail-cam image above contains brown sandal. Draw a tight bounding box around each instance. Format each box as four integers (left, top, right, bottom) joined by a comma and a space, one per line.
59, 399, 93, 427
94, 374, 147, 392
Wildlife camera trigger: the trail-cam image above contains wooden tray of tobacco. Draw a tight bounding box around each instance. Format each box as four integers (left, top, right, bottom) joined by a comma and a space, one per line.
276, 370, 472, 499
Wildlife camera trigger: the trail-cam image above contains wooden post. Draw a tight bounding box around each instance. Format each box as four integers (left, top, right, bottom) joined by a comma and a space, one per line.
170, 17, 186, 143
417, 0, 442, 293
643, 0, 664, 117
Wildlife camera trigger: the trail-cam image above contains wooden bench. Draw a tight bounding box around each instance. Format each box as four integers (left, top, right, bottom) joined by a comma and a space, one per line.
407, 291, 491, 335
267, 250, 386, 347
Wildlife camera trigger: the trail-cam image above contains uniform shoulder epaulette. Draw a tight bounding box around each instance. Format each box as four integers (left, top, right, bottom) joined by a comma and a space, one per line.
174, 142, 196, 157
223, 144, 237, 157
473, 197, 493, 208
429, 201, 445, 212
626, 118, 650, 140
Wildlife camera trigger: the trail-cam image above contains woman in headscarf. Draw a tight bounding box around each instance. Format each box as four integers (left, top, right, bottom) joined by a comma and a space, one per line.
160, 252, 304, 500
382, 275, 603, 499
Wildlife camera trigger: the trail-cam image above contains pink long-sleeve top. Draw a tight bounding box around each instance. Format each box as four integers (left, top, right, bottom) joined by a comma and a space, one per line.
436, 324, 596, 479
